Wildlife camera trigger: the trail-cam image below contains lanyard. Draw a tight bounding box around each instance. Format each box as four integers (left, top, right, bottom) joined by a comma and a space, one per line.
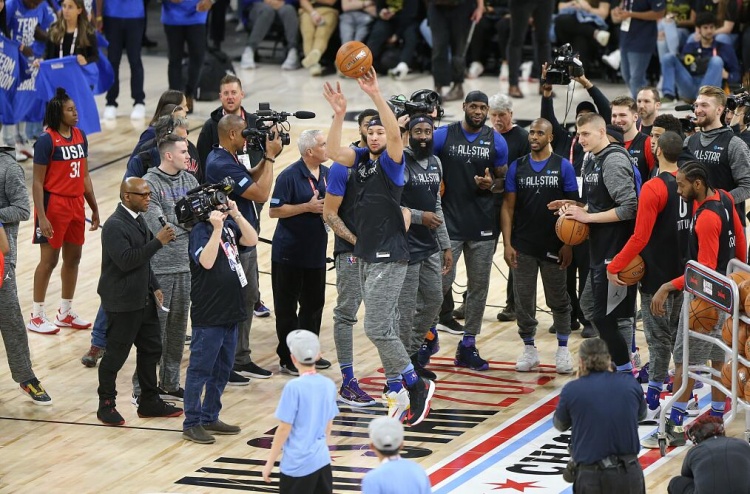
569, 136, 577, 163
307, 176, 327, 194
60, 28, 77, 58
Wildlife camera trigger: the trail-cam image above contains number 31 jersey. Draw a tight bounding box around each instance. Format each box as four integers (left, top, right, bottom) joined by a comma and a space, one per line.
34, 127, 88, 197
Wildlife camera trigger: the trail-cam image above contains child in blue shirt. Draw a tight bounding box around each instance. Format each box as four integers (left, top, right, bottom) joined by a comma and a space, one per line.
362, 417, 432, 494
262, 330, 338, 494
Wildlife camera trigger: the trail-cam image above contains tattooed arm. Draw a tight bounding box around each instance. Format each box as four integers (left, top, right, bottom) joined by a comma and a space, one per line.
323, 193, 357, 246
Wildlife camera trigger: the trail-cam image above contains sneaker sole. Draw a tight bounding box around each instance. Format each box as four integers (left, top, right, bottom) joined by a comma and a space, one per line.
98, 415, 125, 426
337, 395, 377, 407
26, 325, 60, 335
81, 358, 98, 368
407, 380, 436, 427
158, 394, 184, 402
138, 410, 184, 418
515, 362, 540, 372
556, 366, 574, 375
456, 358, 491, 371
436, 323, 463, 335
55, 322, 92, 330
20, 388, 53, 406
235, 371, 272, 379
202, 427, 241, 435
226, 381, 251, 386
182, 432, 216, 444
253, 311, 271, 318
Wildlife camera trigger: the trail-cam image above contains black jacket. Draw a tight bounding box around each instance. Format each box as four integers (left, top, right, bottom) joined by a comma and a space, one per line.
196, 105, 261, 168
98, 204, 162, 312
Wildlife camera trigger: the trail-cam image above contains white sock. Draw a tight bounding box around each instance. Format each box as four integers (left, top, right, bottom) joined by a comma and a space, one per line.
60, 299, 72, 315
32, 302, 44, 318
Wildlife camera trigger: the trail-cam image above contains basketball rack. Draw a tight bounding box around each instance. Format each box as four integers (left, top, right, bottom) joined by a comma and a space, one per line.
656, 259, 750, 456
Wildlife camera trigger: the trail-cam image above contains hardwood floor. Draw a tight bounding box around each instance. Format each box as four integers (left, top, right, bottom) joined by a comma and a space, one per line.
0, 54, 741, 493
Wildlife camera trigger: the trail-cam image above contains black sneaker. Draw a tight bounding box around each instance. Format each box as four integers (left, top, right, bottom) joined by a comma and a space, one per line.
411, 354, 437, 380
227, 370, 251, 386
571, 320, 581, 331
315, 358, 332, 370
404, 377, 435, 427
280, 363, 300, 376
581, 325, 598, 338
19, 378, 52, 406
497, 308, 516, 322
98, 399, 125, 426
234, 361, 272, 379
454, 341, 490, 371
436, 318, 463, 335
158, 387, 184, 402
137, 399, 183, 418
453, 303, 466, 320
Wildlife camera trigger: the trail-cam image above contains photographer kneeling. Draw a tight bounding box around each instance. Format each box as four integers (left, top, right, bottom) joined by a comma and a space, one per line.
182, 197, 259, 444
554, 338, 647, 493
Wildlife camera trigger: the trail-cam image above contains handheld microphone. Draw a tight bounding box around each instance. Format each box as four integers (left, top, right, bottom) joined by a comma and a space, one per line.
158, 216, 167, 227
674, 104, 694, 112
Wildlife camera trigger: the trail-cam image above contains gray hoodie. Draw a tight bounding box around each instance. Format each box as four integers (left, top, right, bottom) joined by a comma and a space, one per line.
143, 167, 199, 275
689, 126, 750, 204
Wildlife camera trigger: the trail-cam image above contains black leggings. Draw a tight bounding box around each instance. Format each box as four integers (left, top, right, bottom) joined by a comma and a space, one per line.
507, 0, 554, 86
164, 23, 207, 99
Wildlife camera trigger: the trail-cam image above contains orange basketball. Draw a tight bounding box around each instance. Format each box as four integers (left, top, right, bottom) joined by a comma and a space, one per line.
744, 289, 750, 315
739, 280, 750, 306
729, 270, 750, 288
555, 216, 589, 246
618, 255, 646, 286
689, 297, 719, 334
745, 337, 750, 359
722, 361, 748, 398
723, 318, 748, 356
335, 41, 373, 79
722, 361, 733, 389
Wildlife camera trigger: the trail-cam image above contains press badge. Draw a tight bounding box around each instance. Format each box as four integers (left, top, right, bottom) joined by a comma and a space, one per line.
221, 228, 248, 287
621, 18, 631, 32
238, 153, 252, 170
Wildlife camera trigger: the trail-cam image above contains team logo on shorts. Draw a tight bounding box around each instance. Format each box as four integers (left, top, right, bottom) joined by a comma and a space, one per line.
35, 227, 42, 239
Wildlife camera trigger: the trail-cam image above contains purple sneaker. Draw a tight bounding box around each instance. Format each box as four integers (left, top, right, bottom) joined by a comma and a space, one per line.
417, 327, 440, 366
337, 378, 376, 407
454, 341, 490, 371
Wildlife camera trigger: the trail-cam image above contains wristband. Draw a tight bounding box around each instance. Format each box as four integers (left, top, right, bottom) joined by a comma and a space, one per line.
263, 155, 276, 163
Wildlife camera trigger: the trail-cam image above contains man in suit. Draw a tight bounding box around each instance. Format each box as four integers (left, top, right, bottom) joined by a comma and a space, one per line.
96, 177, 182, 425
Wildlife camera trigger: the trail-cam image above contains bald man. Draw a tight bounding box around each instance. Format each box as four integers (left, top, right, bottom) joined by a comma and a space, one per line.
96, 177, 182, 426
501, 119, 579, 375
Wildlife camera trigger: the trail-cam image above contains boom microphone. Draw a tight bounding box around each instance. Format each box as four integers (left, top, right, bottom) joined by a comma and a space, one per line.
674, 104, 694, 112
292, 111, 316, 119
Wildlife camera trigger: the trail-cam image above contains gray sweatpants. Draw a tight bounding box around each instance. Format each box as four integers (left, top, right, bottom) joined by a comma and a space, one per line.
235, 248, 260, 366
580, 272, 635, 346
332, 252, 362, 365
442, 239, 495, 335
513, 251, 571, 339
360, 260, 410, 380
0, 263, 34, 383
640, 291, 682, 383
397, 252, 444, 356
133, 271, 191, 394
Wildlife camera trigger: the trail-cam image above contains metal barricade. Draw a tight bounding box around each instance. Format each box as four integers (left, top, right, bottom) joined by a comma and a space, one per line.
656, 259, 750, 456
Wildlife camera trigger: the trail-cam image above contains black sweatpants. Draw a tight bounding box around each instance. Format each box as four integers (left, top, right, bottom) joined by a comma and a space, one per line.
279, 464, 333, 494
163, 23, 206, 98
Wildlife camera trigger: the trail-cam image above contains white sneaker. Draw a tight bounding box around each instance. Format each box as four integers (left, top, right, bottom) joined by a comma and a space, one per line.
595, 30, 610, 47
499, 62, 509, 81
602, 49, 621, 70
301, 48, 321, 69
386, 388, 410, 423
388, 62, 409, 80
555, 347, 574, 374
520, 61, 533, 81
27, 313, 60, 334
240, 46, 256, 70
55, 310, 92, 329
13, 146, 27, 162
641, 404, 662, 424
281, 48, 300, 70
516, 345, 540, 372
309, 63, 323, 76
19, 141, 33, 159
103, 105, 117, 120
467, 61, 484, 79
130, 104, 145, 120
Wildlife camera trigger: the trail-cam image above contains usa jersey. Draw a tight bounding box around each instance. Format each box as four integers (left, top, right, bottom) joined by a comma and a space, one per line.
35, 127, 88, 197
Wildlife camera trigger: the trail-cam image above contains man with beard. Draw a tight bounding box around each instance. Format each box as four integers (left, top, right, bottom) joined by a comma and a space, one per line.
323, 72, 434, 427
551, 113, 638, 374
397, 114, 452, 379
502, 119, 579, 374
644, 160, 745, 448
686, 85, 750, 225
433, 90, 508, 370
611, 95, 656, 182
636, 87, 661, 137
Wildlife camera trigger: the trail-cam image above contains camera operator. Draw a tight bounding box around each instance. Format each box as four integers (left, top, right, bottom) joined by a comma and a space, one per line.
728, 103, 750, 148
685, 85, 750, 224
182, 199, 259, 444
541, 63, 611, 173
205, 114, 282, 384
668, 415, 750, 494
268, 129, 330, 375
554, 338, 647, 494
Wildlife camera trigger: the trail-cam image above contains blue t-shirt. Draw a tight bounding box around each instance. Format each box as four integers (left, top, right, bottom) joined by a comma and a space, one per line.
162, 0, 209, 26
275, 373, 339, 477
103, 0, 145, 18
6, 0, 55, 59
619, 0, 666, 53
554, 372, 646, 464
269, 159, 329, 269
433, 124, 509, 168
361, 457, 432, 494
0, 36, 28, 126
205, 146, 259, 231
505, 155, 579, 194
326, 161, 350, 196
37, 57, 101, 135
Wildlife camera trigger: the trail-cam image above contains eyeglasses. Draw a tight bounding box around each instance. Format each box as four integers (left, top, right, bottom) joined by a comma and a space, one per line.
126, 191, 152, 198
